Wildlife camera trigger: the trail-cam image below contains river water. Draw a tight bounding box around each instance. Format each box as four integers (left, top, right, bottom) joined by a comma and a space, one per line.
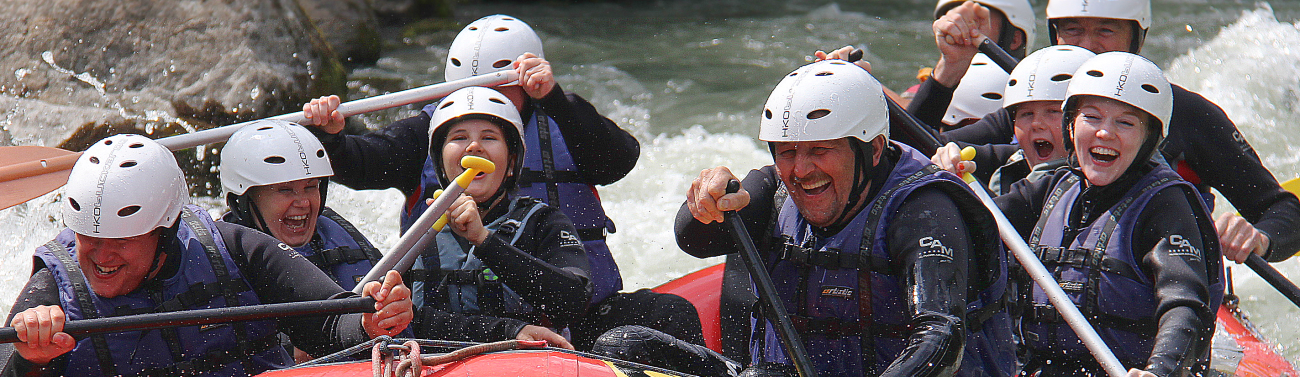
2, 0, 1299, 366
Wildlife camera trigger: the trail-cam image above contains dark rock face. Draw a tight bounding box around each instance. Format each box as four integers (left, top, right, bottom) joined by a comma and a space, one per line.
300, 0, 383, 67
0, 0, 349, 195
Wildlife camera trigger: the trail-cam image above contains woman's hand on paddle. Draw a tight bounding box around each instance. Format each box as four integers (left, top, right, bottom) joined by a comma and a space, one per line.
515, 53, 555, 100
687, 167, 750, 224
444, 194, 490, 245
930, 142, 976, 176
814, 45, 872, 73
1215, 212, 1271, 263
361, 271, 413, 338
302, 95, 346, 135
516, 325, 573, 350
10, 305, 76, 365
1127, 368, 1156, 377
931, 1, 990, 87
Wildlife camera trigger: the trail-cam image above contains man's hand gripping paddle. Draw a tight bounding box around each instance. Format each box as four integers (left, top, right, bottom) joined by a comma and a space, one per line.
352, 156, 495, 293
0, 70, 518, 210
958, 147, 1127, 377
722, 180, 818, 377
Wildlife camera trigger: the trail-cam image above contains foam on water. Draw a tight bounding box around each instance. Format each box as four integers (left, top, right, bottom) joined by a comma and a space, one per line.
1165, 4, 1300, 360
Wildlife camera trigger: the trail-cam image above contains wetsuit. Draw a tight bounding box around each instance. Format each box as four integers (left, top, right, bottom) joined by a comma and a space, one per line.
407, 196, 593, 328
994, 162, 1221, 376
221, 207, 380, 291
910, 83, 1300, 261
672, 143, 1013, 377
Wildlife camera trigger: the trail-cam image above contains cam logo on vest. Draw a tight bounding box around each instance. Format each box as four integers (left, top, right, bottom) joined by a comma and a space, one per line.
918, 236, 955, 261
1166, 234, 1203, 261
558, 230, 582, 247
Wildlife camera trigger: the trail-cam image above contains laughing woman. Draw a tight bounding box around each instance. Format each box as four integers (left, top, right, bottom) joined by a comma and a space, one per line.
994, 52, 1224, 377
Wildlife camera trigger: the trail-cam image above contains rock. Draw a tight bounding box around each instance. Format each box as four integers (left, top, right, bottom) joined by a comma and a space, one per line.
0, 0, 349, 195
372, 0, 454, 24
299, 0, 383, 66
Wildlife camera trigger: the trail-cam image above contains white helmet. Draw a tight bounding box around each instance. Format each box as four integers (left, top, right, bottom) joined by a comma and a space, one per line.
1003, 45, 1096, 109
943, 54, 1011, 126
1064, 52, 1172, 138
428, 86, 526, 188
64, 134, 188, 238
935, 0, 1037, 49
759, 60, 888, 143
1047, 0, 1151, 51
220, 119, 334, 197
444, 14, 543, 85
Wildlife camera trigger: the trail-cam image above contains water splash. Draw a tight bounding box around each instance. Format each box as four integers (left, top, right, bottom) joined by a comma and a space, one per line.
40, 51, 106, 95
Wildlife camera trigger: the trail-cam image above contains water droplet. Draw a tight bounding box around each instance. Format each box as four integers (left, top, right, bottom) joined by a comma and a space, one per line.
13, 68, 29, 80
250, 86, 262, 100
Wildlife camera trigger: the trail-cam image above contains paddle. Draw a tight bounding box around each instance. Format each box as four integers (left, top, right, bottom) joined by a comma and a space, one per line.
0, 296, 376, 344
0, 70, 518, 211
352, 156, 496, 294
976, 35, 1019, 74
723, 180, 817, 377
1240, 177, 1300, 308
845, 49, 942, 156
958, 147, 1127, 377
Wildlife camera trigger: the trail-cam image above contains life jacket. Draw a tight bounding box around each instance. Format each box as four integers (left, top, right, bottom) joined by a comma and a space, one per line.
34, 206, 290, 377
407, 197, 550, 320
292, 207, 382, 291
405, 103, 622, 304
753, 144, 1016, 376
1021, 164, 1225, 368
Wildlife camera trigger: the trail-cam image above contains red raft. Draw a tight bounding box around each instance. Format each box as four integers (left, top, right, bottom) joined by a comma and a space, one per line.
261, 263, 1295, 377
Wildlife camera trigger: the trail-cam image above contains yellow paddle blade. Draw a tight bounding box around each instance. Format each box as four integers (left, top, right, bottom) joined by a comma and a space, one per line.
1281, 177, 1300, 196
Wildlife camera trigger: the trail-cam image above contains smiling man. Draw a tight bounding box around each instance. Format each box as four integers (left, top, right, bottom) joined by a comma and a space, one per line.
671, 60, 1016, 377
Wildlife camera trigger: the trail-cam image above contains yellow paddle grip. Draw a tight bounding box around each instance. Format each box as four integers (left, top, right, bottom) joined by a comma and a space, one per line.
960, 146, 978, 184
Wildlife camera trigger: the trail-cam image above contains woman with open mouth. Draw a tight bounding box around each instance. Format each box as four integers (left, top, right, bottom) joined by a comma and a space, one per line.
993, 52, 1225, 377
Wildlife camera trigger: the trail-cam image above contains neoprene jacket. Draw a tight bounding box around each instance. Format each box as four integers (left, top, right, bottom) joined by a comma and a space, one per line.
994, 163, 1218, 377
313, 85, 638, 195
912, 81, 1300, 261
674, 155, 972, 376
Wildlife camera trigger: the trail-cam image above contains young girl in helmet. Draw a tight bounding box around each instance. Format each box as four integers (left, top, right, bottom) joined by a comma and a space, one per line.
408, 86, 593, 336
931, 45, 1094, 195
994, 52, 1223, 377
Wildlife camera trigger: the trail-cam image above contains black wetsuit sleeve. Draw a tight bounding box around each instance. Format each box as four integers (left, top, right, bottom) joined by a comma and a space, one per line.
474, 206, 593, 325
411, 309, 528, 343
313, 113, 431, 195
1164, 87, 1300, 261
939, 109, 1016, 146
906, 78, 956, 132
5, 269, 68, 376
878, 187, 970, 377
993, 171, 1062, 238
1133, 188, 1216, 377
214, 222, 372, 357
674, 165, 780, 259
536, 85, 640, 185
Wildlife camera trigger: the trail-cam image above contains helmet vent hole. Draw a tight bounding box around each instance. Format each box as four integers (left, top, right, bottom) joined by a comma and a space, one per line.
489, 98, 506, 104
789, 72, 798, 77
89, 156, 100, 164
494, 27, 509, 32
807, 109, 831, 119
450, 58, 462, 67
117, 206, 141, 217
69, 198, 80, 211
119, 161, 137, 168
316, 149, 325, 158
468, 27, 478, 31
1008, 79, 1018, 86
1086, 70, 1104, 77
440, 101, 455, 109
973, 62, 988, 66
503, 17, 515, 21
1051, 74, 1072, 82
257, 126, 273, 131
982, 93, 1003, 100
1141, 84, 1159, 94
764, 109, 773, 119
814, 71, 833, 77
264, 156, 286, 164
492, 60, 511, 68
104, 140, 113, 146
829, 61, 847, 65
128, 143, 144, 148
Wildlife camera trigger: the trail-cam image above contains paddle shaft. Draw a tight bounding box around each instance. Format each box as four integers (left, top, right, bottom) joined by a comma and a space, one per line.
159, 71, 517, 151
845, 49, 941, 156
0, 297, 375, 344
1246, 254, 1300, 308
724, 180, 818, 377
976, 36, 1019, 74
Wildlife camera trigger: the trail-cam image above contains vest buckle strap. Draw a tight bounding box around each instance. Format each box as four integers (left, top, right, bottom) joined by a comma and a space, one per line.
778, 242, 855, 270
1027, 304, 1062, 323
497, 219, 523, 238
